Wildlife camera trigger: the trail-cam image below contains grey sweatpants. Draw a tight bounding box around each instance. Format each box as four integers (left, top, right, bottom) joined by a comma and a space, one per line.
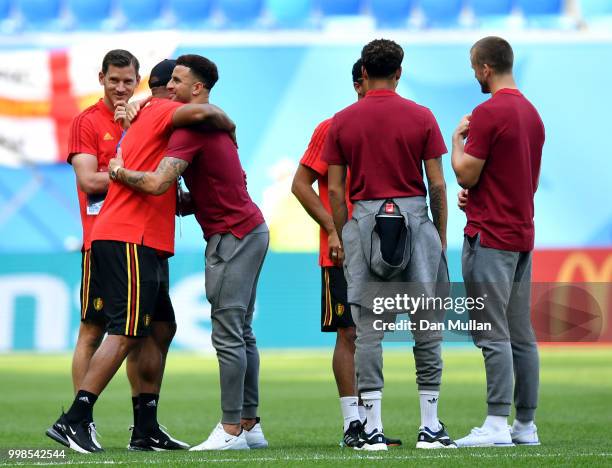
205, 223, 269, 424
342, 197, 447, 394
462, 234, 539, 421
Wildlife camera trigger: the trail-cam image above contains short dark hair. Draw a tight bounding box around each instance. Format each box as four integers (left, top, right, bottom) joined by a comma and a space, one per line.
176, 54, 218, 90
352, 58, 363, 84
101, 49, 139, 75
471, 36, 514, 74
361, 39, 403, 79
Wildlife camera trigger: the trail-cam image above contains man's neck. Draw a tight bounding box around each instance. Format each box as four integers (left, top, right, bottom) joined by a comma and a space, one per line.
189, 93, 210, 105
103, 96, 114, 112
490, 74, 517, 96
367, 79, 397, 91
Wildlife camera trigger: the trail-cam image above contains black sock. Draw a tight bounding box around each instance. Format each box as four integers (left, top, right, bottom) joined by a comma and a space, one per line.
132, 396, 139, 427
66, 390, 98, 423
137, 393, 159, 433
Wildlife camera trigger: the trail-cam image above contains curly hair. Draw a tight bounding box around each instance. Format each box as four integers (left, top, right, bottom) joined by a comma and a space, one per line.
361, 39, 403, 79
176, 54, 219, 90
471, 36, 513, 74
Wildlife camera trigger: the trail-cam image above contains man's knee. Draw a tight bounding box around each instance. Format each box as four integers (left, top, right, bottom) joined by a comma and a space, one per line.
77, 322, 105, 349
337, 326, 356, 347
151, 321, 176, 353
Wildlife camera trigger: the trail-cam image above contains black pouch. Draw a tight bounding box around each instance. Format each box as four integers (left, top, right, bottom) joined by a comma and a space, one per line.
375, 199, 408, 266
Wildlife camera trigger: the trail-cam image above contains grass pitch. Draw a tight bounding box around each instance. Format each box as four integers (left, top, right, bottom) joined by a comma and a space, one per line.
0, 346, 611, 467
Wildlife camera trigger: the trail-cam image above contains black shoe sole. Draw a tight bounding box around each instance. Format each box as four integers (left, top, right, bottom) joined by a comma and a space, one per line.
46, 427, 69, 448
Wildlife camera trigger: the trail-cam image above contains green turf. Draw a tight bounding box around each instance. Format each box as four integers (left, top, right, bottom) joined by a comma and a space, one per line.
0, 347, 611, 467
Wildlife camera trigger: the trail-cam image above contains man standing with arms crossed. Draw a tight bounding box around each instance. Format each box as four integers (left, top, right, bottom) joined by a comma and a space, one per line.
291, 59, 401, 448
46, 58, 235, 453
452, 36, 544, 447
109, 54, 269, 451
46, 51, 187, 451
324, 39, 455, 450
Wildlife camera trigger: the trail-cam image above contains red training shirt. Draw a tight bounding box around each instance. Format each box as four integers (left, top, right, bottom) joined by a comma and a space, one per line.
67, 99, 123, 251
91, 98, 183, 255
322, 89, 447, 201
464, 88, 545, 252
299, 118, 353, 267
166, 125, 264, 240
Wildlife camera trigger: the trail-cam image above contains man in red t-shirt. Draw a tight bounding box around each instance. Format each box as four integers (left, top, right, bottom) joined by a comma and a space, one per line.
451, 37, 544, 448
291, 59, 400, 449
108, 54, 268, 451
47, 60, 236, 454
48, 50, 187, 451
323, 39, 454, 450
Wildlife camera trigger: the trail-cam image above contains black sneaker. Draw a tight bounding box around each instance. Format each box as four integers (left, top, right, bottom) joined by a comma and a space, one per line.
354, 429, 388, 451
416, 421, 457, 449
128, 425, 190, 451
341, 420, 363, 447
384, 435, 402, 447
46, 413, 103, 453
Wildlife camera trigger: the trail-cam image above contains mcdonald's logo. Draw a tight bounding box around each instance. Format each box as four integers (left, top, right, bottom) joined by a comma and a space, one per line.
557, 252, 612, 283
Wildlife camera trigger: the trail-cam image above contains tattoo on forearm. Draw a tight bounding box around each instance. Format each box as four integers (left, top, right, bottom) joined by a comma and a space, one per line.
118, 157, 189, 194
429, 184, 447, 241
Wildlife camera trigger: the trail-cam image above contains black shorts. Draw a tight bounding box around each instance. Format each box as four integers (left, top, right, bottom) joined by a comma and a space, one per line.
91, 240, 176, 337
321, 267, 354, 332
80, 249, 107, 324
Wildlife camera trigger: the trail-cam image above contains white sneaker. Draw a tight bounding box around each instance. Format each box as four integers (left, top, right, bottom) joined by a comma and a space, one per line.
456, 426, 514, 447
189, 423, 250, 451
244, 418, 268, 449
510, 423, 540, 446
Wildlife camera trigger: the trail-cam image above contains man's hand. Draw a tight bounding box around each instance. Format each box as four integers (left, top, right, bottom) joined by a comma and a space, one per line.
453, 114, 471, 142
108, 147, 124, 180
114, 100, 129, 129
458, 188, 469, 211
328, 231, 344, 266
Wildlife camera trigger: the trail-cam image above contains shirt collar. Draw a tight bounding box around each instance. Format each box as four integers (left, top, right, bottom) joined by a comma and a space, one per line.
495, 88, 522, 97
365, 89, 397, 97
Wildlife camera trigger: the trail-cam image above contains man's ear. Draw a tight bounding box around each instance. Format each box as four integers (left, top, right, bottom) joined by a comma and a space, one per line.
192, 82, 204, 96
98, 71, 105, 86
362, 65, 369, 81
396, 66, 402, 81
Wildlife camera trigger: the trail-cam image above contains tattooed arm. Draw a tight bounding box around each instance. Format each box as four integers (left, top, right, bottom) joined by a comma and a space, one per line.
424, 157, 448, 250
109, 150, 189, 196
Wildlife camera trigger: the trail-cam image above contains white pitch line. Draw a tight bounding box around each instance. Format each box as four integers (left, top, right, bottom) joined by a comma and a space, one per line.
2, 452, 612, 466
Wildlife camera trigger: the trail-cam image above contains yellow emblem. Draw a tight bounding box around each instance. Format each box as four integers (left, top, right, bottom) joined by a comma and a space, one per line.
103, 132, 114, 141
93, 298, 104, 311
144, 315, 152, 327
336, 304, 345, 316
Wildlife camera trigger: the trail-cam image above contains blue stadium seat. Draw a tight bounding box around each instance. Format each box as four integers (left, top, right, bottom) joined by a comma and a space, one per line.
218, 0, 263, 24
319, 0, 361, 16
267, 0, 312, 27
580, 0, 612, 29
516, 0, 574, 29
67, 0, 112, 29
0, 0, 11, 21
118, 0, 163, 28
371, 0, 414, 27
418, 0, 463, 27
169, 0, 213, 28
17, 0, 61, 25
470, 0, 512, 16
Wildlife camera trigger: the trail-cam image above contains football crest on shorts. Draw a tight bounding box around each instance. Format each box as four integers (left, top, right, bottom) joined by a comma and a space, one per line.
144, 314, 152, 327
336, 303, 345, 316
93, 298, 104, 311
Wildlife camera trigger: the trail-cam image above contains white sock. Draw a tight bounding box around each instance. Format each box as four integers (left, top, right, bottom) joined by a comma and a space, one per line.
483, 415, 508, 431
361, 391, 382, 434
358, 405, 366, 423
419, 391, 441, 432
339, 397, 360, 431
512, 419, 534, 431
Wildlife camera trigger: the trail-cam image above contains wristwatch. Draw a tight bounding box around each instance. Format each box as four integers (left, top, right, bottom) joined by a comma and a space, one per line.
109, 165, 121, 181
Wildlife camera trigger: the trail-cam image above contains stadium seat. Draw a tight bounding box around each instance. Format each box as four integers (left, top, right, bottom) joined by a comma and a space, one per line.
16, 0, 61, 25
267, 0, 312, 27
218, 0, 263, 24
168, 0, 213, 28
370, 0, 414, 27
418, 0, 463, 27
118, 0, 163, 29
516, 0, 575, 29
0, 0, 11, 21
67, 0, 112, 29
319, 0, 361, 16
470, 0, 514, 28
